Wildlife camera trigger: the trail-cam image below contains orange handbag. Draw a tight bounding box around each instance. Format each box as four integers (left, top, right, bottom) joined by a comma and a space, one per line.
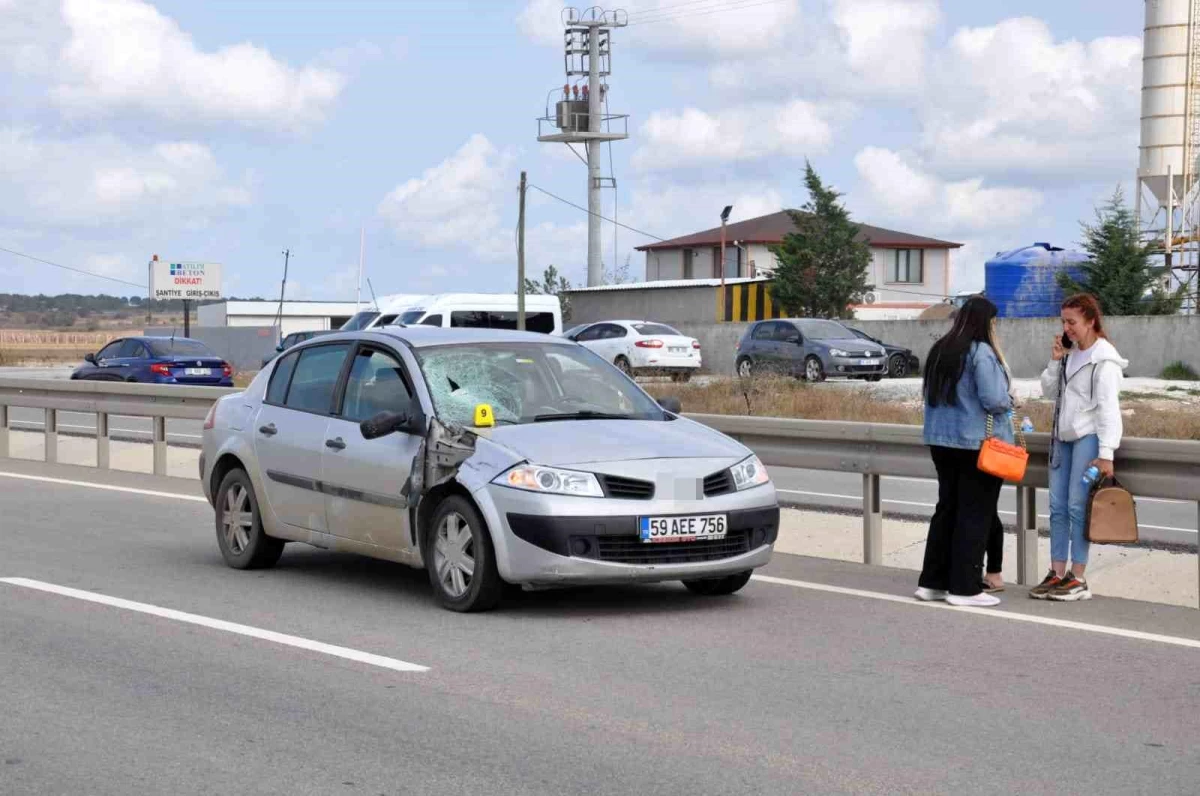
977, 413, 1028, 483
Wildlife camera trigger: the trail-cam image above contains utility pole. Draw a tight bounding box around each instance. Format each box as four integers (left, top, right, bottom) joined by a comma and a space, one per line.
518, 171, 527, 331
183, 299, 191, 337
274, 249, 290, 341
536, 7, 628, 287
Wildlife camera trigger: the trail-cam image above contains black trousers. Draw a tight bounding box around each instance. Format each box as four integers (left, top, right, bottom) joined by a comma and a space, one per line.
918, 446, 1004, 596
985, 513, 1003, 575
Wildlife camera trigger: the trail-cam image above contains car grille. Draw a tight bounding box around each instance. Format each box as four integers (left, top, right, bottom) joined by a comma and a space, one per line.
703, 469, 734, 497
587, 531, 751, 565
599, 474, 655, 500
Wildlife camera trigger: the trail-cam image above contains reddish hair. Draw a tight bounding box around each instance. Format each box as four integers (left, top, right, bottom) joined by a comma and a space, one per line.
1061, 293, 1106, 338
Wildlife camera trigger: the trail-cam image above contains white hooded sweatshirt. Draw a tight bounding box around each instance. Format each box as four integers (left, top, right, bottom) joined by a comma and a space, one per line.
1039, 337, 1129, 461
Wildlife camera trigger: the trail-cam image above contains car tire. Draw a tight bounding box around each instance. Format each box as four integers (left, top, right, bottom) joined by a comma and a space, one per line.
682, 570, 753, 596
888, 354, 909, 379
736, 358, 753, 379
868, 375, 883, 382
214, 469, 284, 570
426, 495, 503, 613
803, 356, 825, 383
615, 356, 633, 377
670, 371, 692, 383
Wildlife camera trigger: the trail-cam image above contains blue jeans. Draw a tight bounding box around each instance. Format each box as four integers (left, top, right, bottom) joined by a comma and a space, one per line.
1049, 434, 1100, 567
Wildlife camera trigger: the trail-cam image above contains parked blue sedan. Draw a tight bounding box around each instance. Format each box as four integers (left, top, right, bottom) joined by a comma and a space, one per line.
71, 336, 234, 386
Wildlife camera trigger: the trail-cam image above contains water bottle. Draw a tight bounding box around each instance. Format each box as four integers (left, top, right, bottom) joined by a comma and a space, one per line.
1020, 416, 1034, 434
1082, 465, 1101, 488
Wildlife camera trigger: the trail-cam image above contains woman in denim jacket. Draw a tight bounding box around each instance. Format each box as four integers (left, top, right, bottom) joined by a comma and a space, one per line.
915, 296, 1014, 607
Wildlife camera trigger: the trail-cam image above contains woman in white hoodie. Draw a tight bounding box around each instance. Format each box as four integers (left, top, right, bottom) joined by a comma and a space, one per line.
1032, 293, 1129, 602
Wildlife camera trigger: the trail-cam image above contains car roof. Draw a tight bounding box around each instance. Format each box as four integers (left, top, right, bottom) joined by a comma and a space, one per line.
315, 326, 577, 349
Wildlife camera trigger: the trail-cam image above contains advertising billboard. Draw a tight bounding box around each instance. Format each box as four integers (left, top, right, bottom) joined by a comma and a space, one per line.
150, 261, 223, 301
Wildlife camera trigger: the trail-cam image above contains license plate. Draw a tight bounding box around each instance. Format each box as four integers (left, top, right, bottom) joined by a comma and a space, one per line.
639, 514, 727, 543
858, 359, 881, 367
669, 346, 687, 353
185, 367, 211, 376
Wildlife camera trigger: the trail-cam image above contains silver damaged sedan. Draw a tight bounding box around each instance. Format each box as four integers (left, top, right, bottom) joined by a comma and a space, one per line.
200, 327, 779, 611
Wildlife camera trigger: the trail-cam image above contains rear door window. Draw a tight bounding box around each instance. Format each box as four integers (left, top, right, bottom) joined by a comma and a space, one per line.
118, 339, 145, 358
282, 344, 351, 415
266, 351, 300, 405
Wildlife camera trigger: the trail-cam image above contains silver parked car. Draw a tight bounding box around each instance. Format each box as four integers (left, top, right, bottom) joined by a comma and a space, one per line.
200, 327, 779, 612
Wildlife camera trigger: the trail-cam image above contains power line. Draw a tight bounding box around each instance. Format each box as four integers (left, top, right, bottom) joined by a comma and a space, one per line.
528, 183, 667, 241
626, 0, 789, 26
0, 245, 147, 289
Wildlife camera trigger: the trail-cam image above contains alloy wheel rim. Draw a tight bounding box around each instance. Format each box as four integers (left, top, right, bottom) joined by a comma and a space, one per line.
223, 484, 253, 555
434, 512, 475, 598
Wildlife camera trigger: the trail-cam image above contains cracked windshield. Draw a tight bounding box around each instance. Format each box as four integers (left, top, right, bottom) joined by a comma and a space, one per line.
416, 343, 664, 426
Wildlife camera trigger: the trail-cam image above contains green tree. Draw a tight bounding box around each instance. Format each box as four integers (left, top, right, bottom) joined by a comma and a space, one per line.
769, 161, 873, 319
522, 264, 573, 321
1058, 187, 1185, 315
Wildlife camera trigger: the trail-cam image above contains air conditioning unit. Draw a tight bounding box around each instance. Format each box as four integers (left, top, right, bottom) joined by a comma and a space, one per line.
863, 291, 879, 305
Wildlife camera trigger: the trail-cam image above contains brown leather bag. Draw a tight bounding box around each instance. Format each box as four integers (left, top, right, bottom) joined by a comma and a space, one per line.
1085, 476, 1139, 544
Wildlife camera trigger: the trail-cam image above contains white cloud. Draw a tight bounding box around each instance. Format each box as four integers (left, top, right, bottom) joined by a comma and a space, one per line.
921, 17, 1140, 176
377, 134, 515, 258
633, 100, 836, 170
516, 0, 565, 48
831, 0, 940, 93
0, 127, 252, 229
853, 146, 1043, 231
2, 0, 344, 132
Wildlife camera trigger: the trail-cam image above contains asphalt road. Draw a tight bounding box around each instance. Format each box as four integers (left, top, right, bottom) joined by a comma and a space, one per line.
2, 460, 1199, 795
7, 405, 1196, 546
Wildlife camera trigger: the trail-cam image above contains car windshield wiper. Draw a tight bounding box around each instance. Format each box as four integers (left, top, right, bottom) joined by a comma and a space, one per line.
532, 410, 637, 422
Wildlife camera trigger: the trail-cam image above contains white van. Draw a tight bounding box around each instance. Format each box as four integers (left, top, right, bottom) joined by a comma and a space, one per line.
339, 294, 428, 331
391, 293, 563, 335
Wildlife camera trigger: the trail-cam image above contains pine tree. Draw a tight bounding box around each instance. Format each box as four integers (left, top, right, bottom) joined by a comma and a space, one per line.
769, 162, 873, 319
1058, 187, 1185, 315
522, 264, 573, 321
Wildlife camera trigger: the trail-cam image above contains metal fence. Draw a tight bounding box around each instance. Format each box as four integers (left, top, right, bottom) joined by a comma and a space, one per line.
1, 378, 1197, 598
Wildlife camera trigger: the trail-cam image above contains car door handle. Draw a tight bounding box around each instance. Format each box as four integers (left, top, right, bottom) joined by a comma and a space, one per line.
325, 437, 346, 451
258, 423, 277, 436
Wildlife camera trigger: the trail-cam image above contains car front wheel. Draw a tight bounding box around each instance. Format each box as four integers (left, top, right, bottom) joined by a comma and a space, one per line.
683, 570, 753, 596
214, 469, 284, 570
426, 496, 503, 612
804, 356, 825, 383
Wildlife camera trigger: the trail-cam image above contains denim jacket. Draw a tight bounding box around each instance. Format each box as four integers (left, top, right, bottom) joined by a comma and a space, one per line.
923, 341, 1014, 450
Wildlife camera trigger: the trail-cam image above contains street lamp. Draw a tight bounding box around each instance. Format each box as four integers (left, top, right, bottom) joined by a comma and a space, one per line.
719, 205, 732, 288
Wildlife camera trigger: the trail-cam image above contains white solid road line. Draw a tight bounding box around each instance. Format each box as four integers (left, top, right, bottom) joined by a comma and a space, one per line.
750, 574, 1200, 651
0, 471, 208, 502
776, 488, 1198, 535
0, 577, 429, 673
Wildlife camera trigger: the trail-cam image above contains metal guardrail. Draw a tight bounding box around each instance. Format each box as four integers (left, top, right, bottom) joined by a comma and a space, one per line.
0, 378, 235, 475
1, 379, 1197, 598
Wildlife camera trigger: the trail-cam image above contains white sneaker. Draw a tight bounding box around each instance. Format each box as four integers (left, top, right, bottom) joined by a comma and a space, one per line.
914, 587, 948, 602
946, 593, 1001, 608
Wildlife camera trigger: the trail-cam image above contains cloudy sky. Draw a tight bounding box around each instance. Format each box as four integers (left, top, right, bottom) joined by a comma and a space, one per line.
1, 0, 1143, 300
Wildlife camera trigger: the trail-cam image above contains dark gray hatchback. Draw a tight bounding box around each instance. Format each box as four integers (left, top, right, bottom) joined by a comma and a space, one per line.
734, 319, 889, 382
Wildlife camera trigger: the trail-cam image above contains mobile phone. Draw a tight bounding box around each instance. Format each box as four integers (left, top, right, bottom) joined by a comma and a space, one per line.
1061, 332, 1073, 350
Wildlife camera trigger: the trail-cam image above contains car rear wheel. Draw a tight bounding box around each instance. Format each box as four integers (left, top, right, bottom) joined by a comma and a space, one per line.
214, 469, 284, 570
615, 356, 633, 377
682, 570, 753, 596
888, 354, 909, 378
670, 371, 692, 383
737, 358, 753, 379
804, 356, 825, 383
426, 496, 503, 613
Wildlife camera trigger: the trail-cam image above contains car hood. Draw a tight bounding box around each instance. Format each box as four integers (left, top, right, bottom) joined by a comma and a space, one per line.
814, 337, 887, 353
484, 417, 746, 467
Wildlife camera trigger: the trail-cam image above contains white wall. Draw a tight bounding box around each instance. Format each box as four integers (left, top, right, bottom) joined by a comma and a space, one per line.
870, 247, 950, 304
746, 244, 778, 277
647, 250, 684, 280
197, 303, 226, 326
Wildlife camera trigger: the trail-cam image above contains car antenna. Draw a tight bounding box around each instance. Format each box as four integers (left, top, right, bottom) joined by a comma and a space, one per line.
367, 278, 380, 310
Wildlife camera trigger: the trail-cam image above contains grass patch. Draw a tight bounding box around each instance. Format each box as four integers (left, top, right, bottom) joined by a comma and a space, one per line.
644, 376, 1200, 440
1161, 361, 1199, 381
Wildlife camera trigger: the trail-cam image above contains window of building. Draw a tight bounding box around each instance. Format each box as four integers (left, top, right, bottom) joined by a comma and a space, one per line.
889, 249, 924, 284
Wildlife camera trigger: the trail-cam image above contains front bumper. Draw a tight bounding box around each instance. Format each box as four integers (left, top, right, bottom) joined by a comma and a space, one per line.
475, 484, 779, 586
828, 356, 887, 376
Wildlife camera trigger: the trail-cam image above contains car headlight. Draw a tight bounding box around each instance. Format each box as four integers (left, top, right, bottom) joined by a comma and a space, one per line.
731, 455, 770, 491
496, 464, 604, 497
829, 348, 850, 358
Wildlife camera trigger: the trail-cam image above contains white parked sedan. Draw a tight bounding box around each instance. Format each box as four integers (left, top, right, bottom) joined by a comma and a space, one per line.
562, 320, 702, 381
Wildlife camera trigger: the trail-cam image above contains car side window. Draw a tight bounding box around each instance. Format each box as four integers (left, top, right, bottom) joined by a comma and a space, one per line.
751, 323, 774, 341
419, 314, 442, 327
575, 324, 603, 342
604, 324, 627, 339
96, 341, 123, 360
266, 351, 299, 405
778, 323, 801, 343
340, 347, 412, 424
282, 344, 351, 415
118, 339, 145, 358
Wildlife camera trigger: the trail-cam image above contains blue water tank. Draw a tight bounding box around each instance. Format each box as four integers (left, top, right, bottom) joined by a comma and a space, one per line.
984, 243, 1090, 318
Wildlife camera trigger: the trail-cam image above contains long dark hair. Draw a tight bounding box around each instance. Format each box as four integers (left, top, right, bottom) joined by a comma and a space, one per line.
923, 295, 1002, 408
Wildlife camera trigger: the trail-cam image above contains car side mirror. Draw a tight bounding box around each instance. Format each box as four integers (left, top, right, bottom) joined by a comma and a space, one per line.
657, 396, 682, 415
276, 343, 284, 351
84, 353, 97, 364
360, 410, 409, 440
